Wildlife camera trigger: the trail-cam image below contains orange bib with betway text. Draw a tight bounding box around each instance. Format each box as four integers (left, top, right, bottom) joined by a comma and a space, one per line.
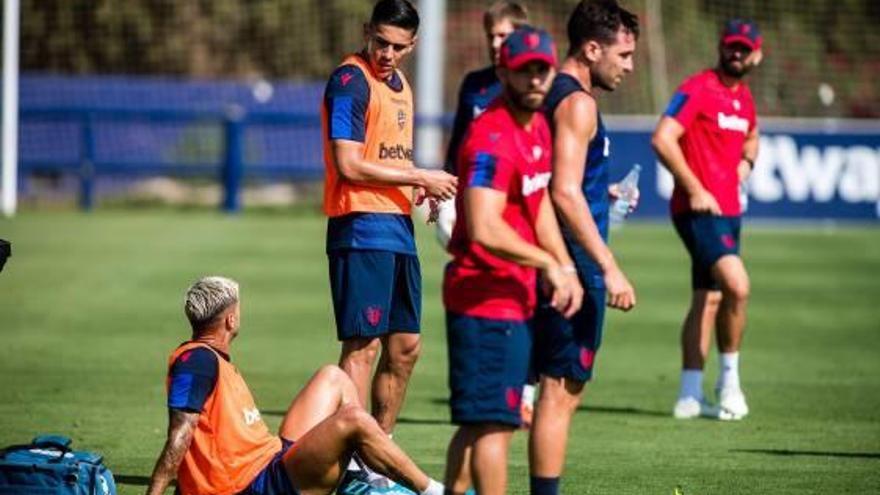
167, 342, 281, 495
322, 54, 415, 217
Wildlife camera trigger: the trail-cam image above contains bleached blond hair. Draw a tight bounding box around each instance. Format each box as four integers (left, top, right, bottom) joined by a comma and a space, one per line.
184, 276, 239, 332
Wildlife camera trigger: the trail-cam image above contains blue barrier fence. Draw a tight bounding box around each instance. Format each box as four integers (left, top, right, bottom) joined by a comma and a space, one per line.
21, 107, 324, 211
16, 75, 880, 220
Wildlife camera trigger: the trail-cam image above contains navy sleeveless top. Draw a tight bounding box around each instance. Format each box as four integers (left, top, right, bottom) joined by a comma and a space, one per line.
543, 73, 611, 288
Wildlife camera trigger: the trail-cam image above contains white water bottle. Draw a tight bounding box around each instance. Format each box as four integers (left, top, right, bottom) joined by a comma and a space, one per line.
609, 164, 642, 226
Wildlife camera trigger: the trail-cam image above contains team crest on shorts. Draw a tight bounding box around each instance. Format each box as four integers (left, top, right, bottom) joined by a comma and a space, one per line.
365, 306, 383, 327
721, 234, 737, 249
505, 386, 522, 410
397, 110, 407, 130
579, 347, 595, 370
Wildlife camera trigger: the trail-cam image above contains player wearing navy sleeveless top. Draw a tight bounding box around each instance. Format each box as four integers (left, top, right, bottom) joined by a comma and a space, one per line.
528, 3, 639, 495
541, 73, 613, 288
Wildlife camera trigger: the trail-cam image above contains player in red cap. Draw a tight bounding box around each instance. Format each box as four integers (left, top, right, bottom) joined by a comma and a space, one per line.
652, 19, 763, 420
442, 26, 582, 495
527, 2, 639, 494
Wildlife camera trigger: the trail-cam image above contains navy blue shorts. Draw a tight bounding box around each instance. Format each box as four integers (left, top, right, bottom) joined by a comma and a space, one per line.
533, 287, 606, 383
328, 249, 421, 341
673, 214, 741, 290
446, 312, 532, 427
238, 439, 297, 495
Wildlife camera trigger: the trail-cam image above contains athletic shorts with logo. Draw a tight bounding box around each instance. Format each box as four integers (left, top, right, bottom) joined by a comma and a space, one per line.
446, 312, 532, 427
328, 248, 421, 340
673, 214, 741, 290
533, 282, 606, 384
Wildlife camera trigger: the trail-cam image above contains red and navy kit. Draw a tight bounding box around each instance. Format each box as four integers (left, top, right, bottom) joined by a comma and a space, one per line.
444, 99, 552, 427
665, 69, 755, 289
665, 68, 756, 217
444, 66, 503, 174
443, 99, 553, 322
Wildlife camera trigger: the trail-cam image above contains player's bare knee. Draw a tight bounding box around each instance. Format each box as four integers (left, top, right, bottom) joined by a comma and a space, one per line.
390, 336, 421, 370
344, 405, 381, 441
342, 338, 381, 366
705, 290, 723, 309
723, 277, 750, 304
316, 364, 349, 388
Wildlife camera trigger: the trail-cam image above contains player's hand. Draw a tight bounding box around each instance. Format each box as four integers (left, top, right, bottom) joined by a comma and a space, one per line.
608, 183, 640, 215
688, 188, 722, 215
737, 159, 752, 182
542, 264, 581, 319
413, 186, 427, 206
418, 169, 458, 201
603, 266, 636, 312
564, 270, 584, 319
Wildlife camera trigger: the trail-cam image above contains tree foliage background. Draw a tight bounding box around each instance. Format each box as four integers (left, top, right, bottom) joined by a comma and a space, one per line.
13, 0, 880, 117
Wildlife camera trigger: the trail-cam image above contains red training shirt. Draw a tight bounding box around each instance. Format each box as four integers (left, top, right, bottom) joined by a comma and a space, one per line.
443, 99, 552, 321
665, 69, 757, 216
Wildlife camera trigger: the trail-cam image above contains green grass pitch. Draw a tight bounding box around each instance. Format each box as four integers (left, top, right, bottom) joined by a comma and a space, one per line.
1, 211, 878, 494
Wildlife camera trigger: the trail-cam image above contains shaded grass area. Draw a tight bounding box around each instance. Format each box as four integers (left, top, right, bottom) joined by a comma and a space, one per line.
1, 211, 878, 494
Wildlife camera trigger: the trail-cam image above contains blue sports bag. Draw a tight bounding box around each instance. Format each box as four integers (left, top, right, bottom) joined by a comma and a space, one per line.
0, 435, 117, 495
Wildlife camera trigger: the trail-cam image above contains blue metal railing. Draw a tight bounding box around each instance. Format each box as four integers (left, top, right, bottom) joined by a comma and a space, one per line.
20, 106, 326, 212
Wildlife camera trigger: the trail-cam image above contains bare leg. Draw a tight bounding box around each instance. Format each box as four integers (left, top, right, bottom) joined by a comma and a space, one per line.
712, 255, 750, 353
681, 290, 722, 370
278, 365, 360, 441
528, 376, 585, 478
339, 337, 381, 409
284, 404, 432, 495
372, 332, 421, 433
470, 424, 516, 495
444, 427, 474, 495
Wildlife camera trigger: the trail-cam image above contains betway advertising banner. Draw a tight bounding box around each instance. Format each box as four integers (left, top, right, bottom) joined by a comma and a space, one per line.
606, 118, 880, 221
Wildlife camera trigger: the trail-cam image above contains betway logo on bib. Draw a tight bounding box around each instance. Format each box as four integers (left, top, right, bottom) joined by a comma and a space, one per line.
243, 407, 262, 426
522, 172, 551, 196
379, 143, 414, 161
717, 112, 749, 134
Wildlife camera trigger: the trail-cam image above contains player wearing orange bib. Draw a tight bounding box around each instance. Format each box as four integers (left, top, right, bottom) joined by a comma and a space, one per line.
145, 276, 445, 495
321, 0, 456, 449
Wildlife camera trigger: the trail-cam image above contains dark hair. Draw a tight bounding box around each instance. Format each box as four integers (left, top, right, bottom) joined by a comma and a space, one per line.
370, 0, 420, 33
567, 0, 639, 56
483, 1, 529, 32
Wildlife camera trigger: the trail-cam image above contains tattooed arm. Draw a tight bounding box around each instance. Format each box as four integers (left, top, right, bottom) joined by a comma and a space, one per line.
145, 409, 199, 495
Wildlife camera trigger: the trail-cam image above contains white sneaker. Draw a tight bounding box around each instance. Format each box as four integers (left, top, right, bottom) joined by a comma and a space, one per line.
673, 396, 721, 419
717, 387, 749, 420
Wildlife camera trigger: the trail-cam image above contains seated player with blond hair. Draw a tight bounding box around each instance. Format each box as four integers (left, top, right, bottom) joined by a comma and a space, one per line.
145, 276, 444, 495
